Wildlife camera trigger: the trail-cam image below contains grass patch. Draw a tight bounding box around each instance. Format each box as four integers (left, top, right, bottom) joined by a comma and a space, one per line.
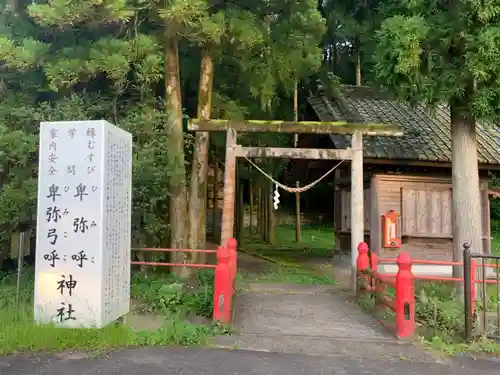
415, 281, 500, 355
272, 224, 335, 255
251, 265, 337, 285
425, 284, 500, 355
239, 262, 337, 286
0, 309, 219, 355
493, 237, 500, 255
131, 268, 215, 318
425, 335, 500, 356
0, 267, 227, 356
242, 223, 335, 265
239, 222, 337, 285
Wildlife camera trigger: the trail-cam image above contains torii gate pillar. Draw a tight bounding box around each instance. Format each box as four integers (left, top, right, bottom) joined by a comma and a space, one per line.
350, 131, 364, 290
220, 129, 237, 246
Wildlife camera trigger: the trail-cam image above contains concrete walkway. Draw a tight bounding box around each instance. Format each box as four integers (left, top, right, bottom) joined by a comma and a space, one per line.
214, 282, 436, 362
2, 344, 498, 375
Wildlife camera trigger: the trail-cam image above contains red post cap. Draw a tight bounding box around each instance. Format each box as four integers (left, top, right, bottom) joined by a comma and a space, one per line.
396, 252, 412, 270
358, 242, 369, 254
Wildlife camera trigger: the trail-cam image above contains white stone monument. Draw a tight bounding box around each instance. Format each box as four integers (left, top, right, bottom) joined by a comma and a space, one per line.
34, 120, 132, 328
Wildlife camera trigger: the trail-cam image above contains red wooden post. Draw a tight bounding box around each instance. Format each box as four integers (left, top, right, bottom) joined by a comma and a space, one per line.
227, 237, 237, 281
357, 242, 370, 271
395, 252, 415, 339
213, 245, 232, 323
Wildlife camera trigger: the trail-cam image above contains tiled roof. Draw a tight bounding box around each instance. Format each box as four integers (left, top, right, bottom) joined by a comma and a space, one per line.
307, 85, 500, 165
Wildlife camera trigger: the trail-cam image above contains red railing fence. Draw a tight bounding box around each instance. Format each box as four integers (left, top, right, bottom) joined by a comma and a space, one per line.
357, 243, 414, 339
131, 238, 238, 324
356, 241, 500, 341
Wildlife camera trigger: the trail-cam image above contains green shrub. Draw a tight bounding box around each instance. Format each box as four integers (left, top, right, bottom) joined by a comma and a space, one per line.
131, 269, 215, 318
184, 269, 215, 317
414, 281, 463, 339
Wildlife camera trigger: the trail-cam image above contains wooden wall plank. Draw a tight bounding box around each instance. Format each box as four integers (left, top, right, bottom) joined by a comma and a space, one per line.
416, 189, 427, 233
363, 189, 370, 229
401, 188, 416, 234
370, 176, 381, 253
441, 189, 452, 236
401, 187, 452, 237
341, 190, 348, 231
345, 191, 351, 230
335, 173, 490, 257
430, 190, 441, 234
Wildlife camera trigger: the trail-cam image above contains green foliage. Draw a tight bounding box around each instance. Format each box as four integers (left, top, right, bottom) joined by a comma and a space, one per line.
120, 103, 173, 245
372, 0, 500, 119
0, 0, 327, 262
414, 282, 463, 339
491, 205, 500, 231
131, 269, 215, 317
0, 0, 166, 256
222, 0, 325, 109
0, 37, 49, 69
413, 281, 500, 355
243, 224, 336, 264
239, 224, 338, 285
160, 0, 209, 35
321, 0, 386, 84
188, 269, 217, 317
27, 0, 134, 27
251, 266, 337, 285
490, 173, 500, 227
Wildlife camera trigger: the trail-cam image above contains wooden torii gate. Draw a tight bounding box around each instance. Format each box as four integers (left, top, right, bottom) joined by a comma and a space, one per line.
188, 119, 403, 288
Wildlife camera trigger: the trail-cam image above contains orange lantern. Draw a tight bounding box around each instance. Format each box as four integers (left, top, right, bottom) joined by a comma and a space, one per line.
381, 210, 401, 248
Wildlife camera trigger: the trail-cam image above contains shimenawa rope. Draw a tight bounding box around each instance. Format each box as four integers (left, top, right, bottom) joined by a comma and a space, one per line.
243, 157, 344, 194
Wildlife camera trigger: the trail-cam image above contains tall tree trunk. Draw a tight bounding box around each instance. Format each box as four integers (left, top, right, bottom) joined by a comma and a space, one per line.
249, 180, 254, 233
188, 49, 214, 252
164, 36, 189, 278
355, 37, 362, 86
263, 182, 269, 242
450, 103, 483, 278
257, 184, 263, 238
293, 79, 301, 243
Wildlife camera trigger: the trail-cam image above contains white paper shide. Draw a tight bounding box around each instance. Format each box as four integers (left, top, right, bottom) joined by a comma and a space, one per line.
34, 120, 132, 328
